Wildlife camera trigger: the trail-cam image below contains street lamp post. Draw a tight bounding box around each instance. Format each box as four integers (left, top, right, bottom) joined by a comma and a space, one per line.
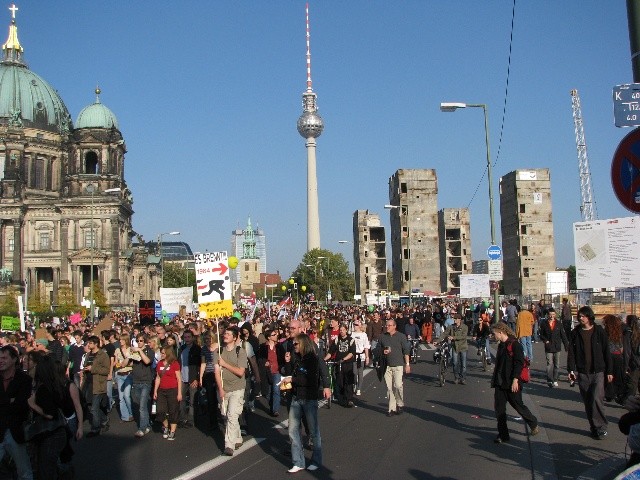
338, 240, 357, 301
86, 185, 121, 323
158, 231, 180, 290
440, 102, 500, 321
317, 256, 331, 303
385, 204, 411, 304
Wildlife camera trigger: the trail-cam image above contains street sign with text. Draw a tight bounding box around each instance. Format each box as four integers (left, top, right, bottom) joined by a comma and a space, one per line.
613, 83, 640, 128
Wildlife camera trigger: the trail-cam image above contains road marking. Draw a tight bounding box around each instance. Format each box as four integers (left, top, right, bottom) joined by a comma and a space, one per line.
171, 437, 265, 480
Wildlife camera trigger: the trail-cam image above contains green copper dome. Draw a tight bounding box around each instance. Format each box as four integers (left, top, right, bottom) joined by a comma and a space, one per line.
0, 14, 72, 133
75, 88, 119, 130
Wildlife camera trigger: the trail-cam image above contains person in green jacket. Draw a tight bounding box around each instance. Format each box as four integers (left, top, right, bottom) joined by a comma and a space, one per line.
444, 314, 469, 384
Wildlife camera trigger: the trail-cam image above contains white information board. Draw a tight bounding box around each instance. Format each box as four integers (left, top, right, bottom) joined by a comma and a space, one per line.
573, 216, 640, 289
545, 271, 568, 295
460, 274, 490, 298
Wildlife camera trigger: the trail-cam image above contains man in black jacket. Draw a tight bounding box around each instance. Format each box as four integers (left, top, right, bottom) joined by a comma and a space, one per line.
567, 306, 613, 439
539, 308, 568, 388
178, 330, 201, 428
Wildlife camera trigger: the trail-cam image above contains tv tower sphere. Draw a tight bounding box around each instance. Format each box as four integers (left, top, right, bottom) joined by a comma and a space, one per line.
297, 109, 324, 139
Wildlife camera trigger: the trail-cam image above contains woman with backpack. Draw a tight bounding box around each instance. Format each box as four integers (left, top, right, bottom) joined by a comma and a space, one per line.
490, 322, 539, 444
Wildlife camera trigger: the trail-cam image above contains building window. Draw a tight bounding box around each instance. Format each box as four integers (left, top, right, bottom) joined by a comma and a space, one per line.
521, 225, 527, 234
7, 238, 13, 252
519, 204, 526, 213
522, 246, 528, 256
84, 230, 96, 248
523, 267, 530, 277
33, 158, 44, 189
245, 264, 249, 272
84, 151, 99, 174
403, 248, 409, 260
364, 250, 368, 257
400, 182, 407, 194
39, 232, 51, 250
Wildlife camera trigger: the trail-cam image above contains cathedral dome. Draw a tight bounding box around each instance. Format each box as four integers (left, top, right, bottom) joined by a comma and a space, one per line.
0, 13, 72, 134
76, 88, 119, 130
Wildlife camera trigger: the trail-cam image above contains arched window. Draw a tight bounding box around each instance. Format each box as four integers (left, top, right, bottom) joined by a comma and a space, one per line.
84, 151, 98, 174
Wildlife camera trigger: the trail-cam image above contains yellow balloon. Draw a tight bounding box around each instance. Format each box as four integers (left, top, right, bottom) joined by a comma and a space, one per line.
228, 256, 238, 269
301, 285, 307, 292
288, 278, 294, 285
281, 285, 287, 291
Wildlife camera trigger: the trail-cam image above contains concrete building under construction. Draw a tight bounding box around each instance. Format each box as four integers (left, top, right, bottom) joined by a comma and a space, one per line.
499, 169, 556, 296
438, 208, 472, 293
352, 210, 387, 296
388, 169, 440, 295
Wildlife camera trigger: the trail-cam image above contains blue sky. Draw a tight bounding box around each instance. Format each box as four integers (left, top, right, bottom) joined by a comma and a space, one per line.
10, 1, 634, 278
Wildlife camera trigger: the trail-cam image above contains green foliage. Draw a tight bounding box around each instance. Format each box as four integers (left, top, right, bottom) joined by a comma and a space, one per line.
565, 265, 576, 291
290, 248, 355, 303
54, 284, 80, 317
91, 281, 110, 314
162, 262, 196, 301
0, 286, 20, 317
27, 291, 51, 319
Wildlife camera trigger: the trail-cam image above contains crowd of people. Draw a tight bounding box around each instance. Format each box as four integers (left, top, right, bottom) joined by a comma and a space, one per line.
1, 296, 640, 476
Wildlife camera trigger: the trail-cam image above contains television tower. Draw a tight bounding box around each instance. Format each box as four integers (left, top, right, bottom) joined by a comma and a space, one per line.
297, 3, 324, 251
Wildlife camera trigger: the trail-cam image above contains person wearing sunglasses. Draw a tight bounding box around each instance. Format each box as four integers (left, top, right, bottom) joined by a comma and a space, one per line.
258, 328, 285, 417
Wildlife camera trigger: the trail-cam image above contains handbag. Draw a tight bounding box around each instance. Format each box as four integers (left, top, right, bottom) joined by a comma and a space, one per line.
23, 409, 67, 442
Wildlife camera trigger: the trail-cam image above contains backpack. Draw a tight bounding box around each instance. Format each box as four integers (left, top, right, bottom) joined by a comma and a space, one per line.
505, 340, 530, 383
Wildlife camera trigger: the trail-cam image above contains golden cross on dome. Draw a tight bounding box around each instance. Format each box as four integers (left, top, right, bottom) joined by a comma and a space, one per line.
9, 4, 18, 21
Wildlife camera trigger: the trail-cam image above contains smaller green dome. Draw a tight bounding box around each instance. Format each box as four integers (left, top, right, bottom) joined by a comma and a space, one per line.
75, 88, 118, 129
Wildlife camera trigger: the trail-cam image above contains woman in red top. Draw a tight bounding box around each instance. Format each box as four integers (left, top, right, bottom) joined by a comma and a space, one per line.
153, 345, 182, 440
258, 328, 285, 417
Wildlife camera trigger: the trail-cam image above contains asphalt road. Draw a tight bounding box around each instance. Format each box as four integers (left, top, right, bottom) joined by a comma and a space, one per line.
8, 339, 633, 480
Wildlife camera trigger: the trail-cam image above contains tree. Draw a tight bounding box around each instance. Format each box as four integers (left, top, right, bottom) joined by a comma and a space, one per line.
54, 284, 80, 317
290, 248, 354, 303
0, 285, 20, 317
90, 281, 110, 315
161, 262, 196, 301
565, 265, 576, 291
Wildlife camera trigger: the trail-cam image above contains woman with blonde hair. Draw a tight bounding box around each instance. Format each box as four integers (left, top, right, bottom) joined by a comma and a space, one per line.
114, 333, 134, 422
153, 345, 182, 441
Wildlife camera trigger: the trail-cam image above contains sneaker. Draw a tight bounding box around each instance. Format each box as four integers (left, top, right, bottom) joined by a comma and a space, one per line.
224, 447, 234, 456
143, 426, 151, 435
459, 379, 466, 385
494, 436, 509, 444
530, 426, 540, 436
548, 382, 554, 388
235, 442, 243, 450
288, 466, 304, 473
307, 465, 319, 471
386, 411, 395, 417
596, 428, 608, 439
162, 427, 169, 439
166, 431, 176, 441
134, 430, 145, 438
396, 406, 404, 415
355, 390, 361, 396
346, 401, 354, 408
552, 381, 559, 387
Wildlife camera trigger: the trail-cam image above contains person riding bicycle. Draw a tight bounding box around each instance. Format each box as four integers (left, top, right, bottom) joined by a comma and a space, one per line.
472, 313, 492, 366
324, 325, 356, 408
404, 317, 420, 341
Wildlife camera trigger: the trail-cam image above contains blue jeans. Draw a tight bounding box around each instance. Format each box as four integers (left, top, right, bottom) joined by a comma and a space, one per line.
116, 373, 133, 420
131, 382, 152, 430
0, 429, 32, 480
451, 349, 467, 380
270, 372, 282, 414
91, 393, 108, 432
106, 378, 114, 411
288, 397, 322, 469
519, 336, 533, 361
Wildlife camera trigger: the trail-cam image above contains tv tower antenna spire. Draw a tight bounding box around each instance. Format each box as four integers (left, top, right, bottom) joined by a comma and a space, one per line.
297, 3, 324, 251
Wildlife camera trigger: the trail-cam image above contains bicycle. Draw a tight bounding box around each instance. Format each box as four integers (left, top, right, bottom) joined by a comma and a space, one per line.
408, 337, 420, 364
325, 360, 339, 409
433, 339, 452, 387
475, 337, 491, 371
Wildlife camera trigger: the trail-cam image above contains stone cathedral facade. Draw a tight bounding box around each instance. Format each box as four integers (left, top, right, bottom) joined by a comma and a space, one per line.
0, 8, 157, 310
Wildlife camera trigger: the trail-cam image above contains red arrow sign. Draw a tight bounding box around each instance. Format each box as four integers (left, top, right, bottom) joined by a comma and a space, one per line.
211, 263, 228, 276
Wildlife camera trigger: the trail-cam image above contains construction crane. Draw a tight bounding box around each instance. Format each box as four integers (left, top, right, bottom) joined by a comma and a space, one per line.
570, 89, 597, 222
